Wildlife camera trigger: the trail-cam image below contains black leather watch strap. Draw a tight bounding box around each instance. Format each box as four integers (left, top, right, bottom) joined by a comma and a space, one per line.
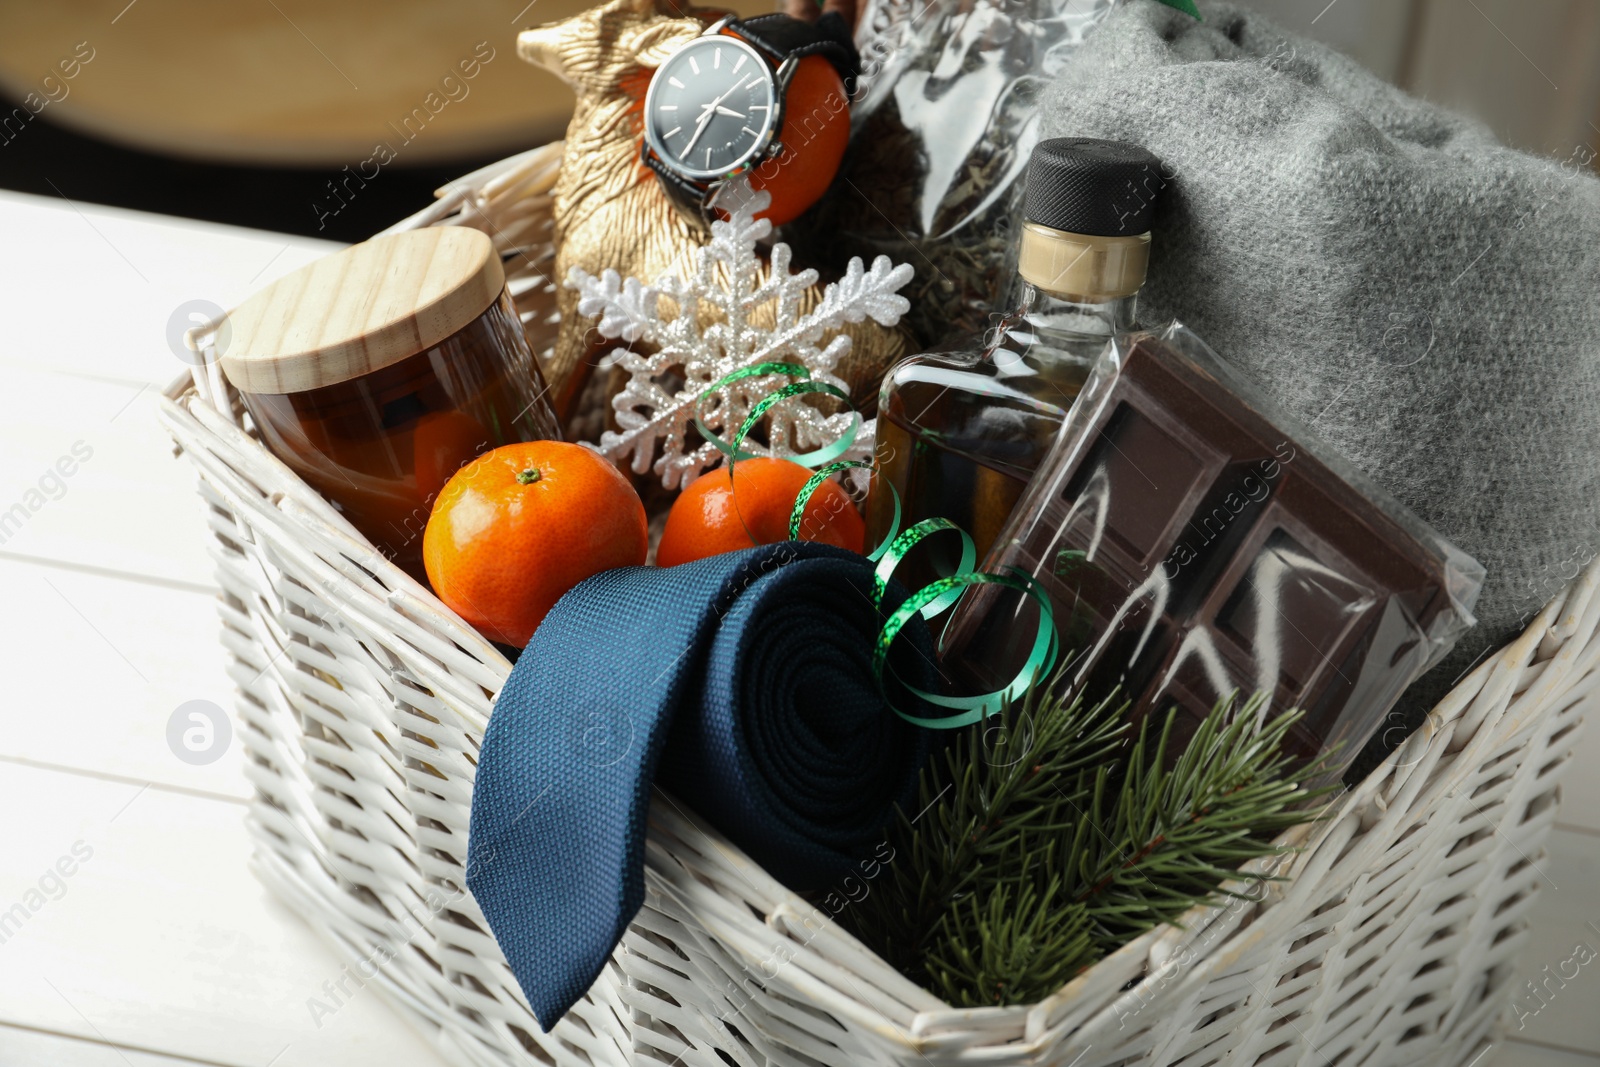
642, 143, 714, 222
731, 13, 859, 91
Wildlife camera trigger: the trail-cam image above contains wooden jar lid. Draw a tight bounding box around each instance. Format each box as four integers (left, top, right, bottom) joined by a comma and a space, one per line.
218, 227, 505, 395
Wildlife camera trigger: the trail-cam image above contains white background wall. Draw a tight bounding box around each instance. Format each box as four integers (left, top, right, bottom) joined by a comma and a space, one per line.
1235, 0, 1600, 160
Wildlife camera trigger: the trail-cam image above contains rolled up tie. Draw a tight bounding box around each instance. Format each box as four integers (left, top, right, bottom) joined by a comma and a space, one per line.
466, 541, 936, 1030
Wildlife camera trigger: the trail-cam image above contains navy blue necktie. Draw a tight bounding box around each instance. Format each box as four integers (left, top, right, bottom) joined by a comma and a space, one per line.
466, 542, 934, 1030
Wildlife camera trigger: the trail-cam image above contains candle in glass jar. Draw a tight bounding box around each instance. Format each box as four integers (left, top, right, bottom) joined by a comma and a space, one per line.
217, 227, 561, 579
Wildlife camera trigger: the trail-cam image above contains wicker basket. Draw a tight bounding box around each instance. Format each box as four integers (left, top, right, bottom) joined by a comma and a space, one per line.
158, 143, 1600, 1067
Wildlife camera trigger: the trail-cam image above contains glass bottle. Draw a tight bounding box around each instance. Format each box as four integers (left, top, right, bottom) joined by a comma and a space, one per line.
866, 138, 1165, 589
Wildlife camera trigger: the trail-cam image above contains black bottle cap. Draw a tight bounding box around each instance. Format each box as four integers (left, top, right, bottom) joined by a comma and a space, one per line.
1023, 138, 1166, 237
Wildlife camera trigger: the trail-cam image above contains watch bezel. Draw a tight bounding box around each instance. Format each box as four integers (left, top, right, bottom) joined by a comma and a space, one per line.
642, 33, 783, 184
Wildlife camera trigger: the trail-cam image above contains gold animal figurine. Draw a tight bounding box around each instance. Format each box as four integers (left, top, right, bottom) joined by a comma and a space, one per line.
517, 0, 910, 425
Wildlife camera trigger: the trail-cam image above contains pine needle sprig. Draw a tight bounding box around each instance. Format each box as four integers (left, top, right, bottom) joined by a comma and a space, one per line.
921, 876, 1094, 1009
1067, 694, 1324, 954
840, 680, 1331, 1008
840, 677, 1129, 976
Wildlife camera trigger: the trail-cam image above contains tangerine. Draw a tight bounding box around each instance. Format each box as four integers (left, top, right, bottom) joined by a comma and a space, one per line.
412, 409, 489, 501
423, 441, 648, 646
742, 55, 850, 227
656, 457, 864, 567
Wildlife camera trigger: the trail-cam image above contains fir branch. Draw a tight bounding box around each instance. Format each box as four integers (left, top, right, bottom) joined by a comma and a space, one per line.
1067, 696, 1320, 955
921, 877, 1094, 1009
842, 681, 1329, 1008
840, 678, 1128, 976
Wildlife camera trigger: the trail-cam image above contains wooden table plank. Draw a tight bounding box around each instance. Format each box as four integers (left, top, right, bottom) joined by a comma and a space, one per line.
1504, 828, 1600, 1056
0, 555, 244, 799
0, 1022, 252, 1066
0, 762, 451, 1067
0, 190, 338, 387
0, 190, 457, 1064
0, 367, 216, 586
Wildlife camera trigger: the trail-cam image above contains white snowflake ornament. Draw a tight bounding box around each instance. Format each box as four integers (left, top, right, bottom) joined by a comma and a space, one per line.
567, 183, 914, 490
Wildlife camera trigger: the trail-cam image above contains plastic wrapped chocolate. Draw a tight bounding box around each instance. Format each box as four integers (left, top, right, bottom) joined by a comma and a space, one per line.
941, 323, 1485, 779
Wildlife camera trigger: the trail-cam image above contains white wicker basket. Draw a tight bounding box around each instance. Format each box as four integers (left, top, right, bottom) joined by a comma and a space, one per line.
158, 143, 1600, 1067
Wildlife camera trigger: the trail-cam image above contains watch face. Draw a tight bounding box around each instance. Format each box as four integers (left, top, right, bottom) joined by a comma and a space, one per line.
643, 35, 779, 183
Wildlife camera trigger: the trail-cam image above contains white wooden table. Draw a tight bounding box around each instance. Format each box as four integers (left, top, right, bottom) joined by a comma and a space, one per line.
0, 188, 1595, 1067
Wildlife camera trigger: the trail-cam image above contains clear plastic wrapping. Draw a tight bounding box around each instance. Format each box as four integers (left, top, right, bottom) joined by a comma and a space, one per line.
943, 322, 1485, 776
789, 0, 1116, 348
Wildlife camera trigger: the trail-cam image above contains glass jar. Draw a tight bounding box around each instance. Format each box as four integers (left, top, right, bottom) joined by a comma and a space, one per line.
218, 227, 560, 579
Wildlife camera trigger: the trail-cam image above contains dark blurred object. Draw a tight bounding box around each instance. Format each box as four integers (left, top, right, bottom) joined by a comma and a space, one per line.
0, 1, 569, 167
0, 112, 506, 242
0, 0, 570, 238
0, 0, 776, 238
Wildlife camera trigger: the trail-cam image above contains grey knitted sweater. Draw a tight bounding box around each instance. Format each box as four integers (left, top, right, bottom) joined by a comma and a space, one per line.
1039, 0, 1600, 770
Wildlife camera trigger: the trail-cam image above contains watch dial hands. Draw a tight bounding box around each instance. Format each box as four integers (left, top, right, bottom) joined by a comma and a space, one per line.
676, 73, 752, 162
708, 73, 752, 113
678, 99, 718, 160
715, 106, 744, 118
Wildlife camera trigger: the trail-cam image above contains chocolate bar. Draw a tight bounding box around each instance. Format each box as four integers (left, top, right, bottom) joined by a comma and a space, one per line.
943, 327, 1483, 775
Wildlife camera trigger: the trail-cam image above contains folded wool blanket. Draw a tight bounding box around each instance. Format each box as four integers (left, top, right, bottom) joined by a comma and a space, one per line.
1039, 0, 1600, 773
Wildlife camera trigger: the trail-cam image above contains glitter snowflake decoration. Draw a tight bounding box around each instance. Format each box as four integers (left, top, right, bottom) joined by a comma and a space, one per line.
567, 184, 913, 489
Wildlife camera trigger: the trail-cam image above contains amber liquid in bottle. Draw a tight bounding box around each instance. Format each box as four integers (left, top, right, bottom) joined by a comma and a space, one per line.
867, 288, 1138, 593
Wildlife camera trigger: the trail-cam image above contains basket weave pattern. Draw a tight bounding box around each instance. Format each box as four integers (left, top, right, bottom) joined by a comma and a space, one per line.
157, 144, 1600, 1067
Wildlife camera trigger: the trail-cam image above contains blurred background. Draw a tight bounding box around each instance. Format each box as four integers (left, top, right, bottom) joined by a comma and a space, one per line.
0, 0, 1596, 243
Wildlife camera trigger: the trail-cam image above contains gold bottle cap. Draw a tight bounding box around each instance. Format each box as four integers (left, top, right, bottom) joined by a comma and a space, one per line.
1016, 222, 1150, 302
218, 227, 505, 395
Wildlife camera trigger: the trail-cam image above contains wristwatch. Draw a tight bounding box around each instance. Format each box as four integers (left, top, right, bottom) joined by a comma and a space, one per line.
641, 13, 857, 225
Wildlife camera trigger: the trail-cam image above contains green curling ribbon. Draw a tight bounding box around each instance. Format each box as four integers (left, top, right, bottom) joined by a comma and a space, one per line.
695, 362, 863, 469
873, 569, 1059, 729
1155, 0, 1201, 19
867, 516, 1058, 726
872, 517, 974, 619
693, 366, 1060, 730
788, 459, 899, 564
